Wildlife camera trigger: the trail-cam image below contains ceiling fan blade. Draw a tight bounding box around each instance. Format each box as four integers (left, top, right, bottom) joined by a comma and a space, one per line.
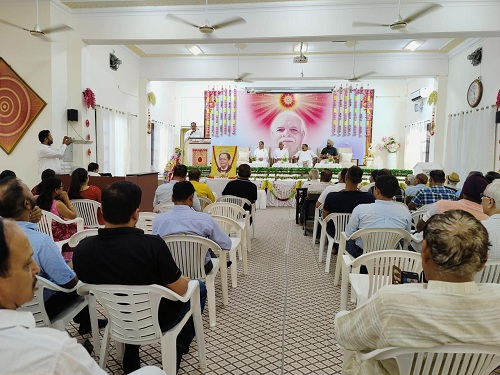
352, 21, 389, 27
403, 3, 441, 24
166, 14, 201, 29
0, 19, 30, 32
354, 71, 376, 80
212, 16, 245, 30
43, 24, 72, 34
238, 72, 251, 80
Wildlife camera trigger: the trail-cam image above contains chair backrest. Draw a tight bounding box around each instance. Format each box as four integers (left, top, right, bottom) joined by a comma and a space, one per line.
217, 195, 252, 209
350, 228, 412, 254
475, 259, 500, 283
136, 212, 157, 234
197, 196, 212, 211
71, 199, 101, 228
359, 344, 500, 375
17, 276, 53, 327
410, 210, 427, 232
204, 202, 246, 222
351, 250, 423, 300
162, 235, 221, 280
38, 210, 84, 240
324, 213, 352, 243
211, 215, 242, 237
68, 228, 99, 247
153, 201, 175, 213
78, 283, 182, 346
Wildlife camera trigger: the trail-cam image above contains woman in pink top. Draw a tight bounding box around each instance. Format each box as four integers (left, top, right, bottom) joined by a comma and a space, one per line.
36, 177, 78, 262
68, 168, 104, 225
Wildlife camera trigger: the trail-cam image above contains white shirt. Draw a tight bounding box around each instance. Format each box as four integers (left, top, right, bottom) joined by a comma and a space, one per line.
38, 144, 67, 175
482, 214, 500, 259
253, 148, 269, 162
360, 182, 374, 192
0, 310, 107, 375
317, 183, 346, 205
273, 148, 289, 160
184, 129, 203, 143
87, 171, 100, 177
335, 281, 500, 375
294, 149, 317, 167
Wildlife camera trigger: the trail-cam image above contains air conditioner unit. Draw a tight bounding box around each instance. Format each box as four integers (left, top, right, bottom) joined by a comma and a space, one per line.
410, 89, 423, 102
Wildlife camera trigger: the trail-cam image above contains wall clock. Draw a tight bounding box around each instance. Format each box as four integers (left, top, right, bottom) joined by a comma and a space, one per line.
467, 79, 483, 108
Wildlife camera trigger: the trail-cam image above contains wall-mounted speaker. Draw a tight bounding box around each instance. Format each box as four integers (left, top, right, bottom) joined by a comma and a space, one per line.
67, 109, 78, 122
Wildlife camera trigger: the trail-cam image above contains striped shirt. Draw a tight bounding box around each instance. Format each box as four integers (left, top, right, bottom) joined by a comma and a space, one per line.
335, 281, 500, 375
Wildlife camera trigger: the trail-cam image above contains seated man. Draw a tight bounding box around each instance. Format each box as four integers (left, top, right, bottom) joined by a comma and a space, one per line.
408, 169, 458, 210
87, 162, 100, 177
154, 164, 201, 211
344, 175, 411, 258
320, 139, 338, 161
316, 168, 348, 208
481, 180, 500, 259
360, 169, 377, 192
404, 173, 428, 202
188, 168, 215, 202
222, 164, 258, 220
0, 218, 111, 374
293, 144, 317, 167
335, 210, 500, 375
0, 176, 106, 334
74, 181, 206, 373
253, 141, 269, 164
306, 169, 333, 193
321, 166, 375, 242
444, 171, 460, 191
272, 141, 289, 164
153, 181, 232, 273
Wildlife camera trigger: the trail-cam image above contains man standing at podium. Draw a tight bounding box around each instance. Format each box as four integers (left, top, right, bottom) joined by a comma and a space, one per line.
184, 122, 203, 143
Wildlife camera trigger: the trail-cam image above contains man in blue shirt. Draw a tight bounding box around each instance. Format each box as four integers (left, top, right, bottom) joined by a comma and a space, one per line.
0, 177, 105, 334
408, 170, 458, 210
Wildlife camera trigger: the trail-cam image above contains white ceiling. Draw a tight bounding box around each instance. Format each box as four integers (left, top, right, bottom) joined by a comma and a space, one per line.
3, 0, 500, 81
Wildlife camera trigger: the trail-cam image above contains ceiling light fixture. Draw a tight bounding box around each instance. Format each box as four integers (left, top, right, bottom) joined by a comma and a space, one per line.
403, 40, 424, 51
185, 45, 204, 55
293, 42, 308, 53
245, 87, 333, 93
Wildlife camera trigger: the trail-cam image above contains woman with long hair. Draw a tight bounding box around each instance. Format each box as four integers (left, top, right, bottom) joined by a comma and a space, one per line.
36, 177, 78, 262
31, 168, 56, 196
68, 168, 104, 225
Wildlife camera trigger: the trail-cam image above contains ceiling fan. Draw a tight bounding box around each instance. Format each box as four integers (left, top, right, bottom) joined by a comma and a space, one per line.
0, 0, 70, 40
347, 43, 375, 82
352, 0, 440, 31
167, 0, 245, 35
233, 44, 252, 83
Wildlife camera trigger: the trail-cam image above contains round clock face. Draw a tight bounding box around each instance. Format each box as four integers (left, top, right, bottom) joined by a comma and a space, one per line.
467, 79, 483, 108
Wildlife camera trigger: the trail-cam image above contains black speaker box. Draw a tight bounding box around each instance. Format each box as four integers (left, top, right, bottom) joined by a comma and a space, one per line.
67, 109, 78, 122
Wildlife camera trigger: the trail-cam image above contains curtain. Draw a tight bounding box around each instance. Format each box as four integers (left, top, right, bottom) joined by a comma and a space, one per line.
404, 121, 428, 169
152, 120, 175, 173
443, 106, 496, 180
96, 107, 136, 176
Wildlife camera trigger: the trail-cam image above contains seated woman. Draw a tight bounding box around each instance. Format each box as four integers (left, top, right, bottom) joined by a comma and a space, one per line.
68, 168, 104, 225
31, 168, 56, 196
335, 210, 500, 375
36, 177, 78, 262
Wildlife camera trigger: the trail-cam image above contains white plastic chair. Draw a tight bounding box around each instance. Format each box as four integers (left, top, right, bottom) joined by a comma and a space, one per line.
340, 249, 422, 310
321, 213, 351, 278
38, 210, 84, 251
475, 259, 500, 283
78, 281, 206, 375
410, 209, 428, 233
197, 196, 212, 211
355, 344, 500, 375
153, 202, 175, 213
137, 212, 158, 234
68, 228, 99, 247
217, 195, 255, 238
312, 204, 323, 246
204, 202, 250, 254
162, 235, 227, 327
211, 215, 245, 287
71, 199, 102, 228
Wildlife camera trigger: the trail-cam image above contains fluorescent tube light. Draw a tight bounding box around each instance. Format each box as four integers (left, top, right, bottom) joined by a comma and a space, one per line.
403, 40, 424, 51
185, 45, 204, 55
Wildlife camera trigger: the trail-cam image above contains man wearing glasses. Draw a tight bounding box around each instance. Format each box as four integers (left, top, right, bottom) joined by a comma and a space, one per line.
481, 180, 500, 258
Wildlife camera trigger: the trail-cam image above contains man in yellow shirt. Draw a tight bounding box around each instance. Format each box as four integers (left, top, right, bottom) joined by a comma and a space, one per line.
188, 168, 215, 202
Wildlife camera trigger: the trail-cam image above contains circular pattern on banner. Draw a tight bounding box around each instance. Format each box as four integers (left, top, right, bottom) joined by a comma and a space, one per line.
0, 76, 31, 137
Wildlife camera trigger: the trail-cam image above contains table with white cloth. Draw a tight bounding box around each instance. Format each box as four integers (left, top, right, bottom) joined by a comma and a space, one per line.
271, 162, 299, 168
248, 161, 269, 167
314, 161, 341, 169
202, 178, 305, 208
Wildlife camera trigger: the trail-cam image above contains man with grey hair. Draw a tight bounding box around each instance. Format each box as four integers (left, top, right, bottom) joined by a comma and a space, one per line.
272, 141, 289, 164
336, 210, 500, 374
320, 139, 338, 161
481, 180, 500, 258
270, 112, 306, 156
405, 173, 428, 203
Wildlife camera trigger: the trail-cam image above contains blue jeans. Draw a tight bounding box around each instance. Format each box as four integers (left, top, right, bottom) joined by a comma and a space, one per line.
345, 239, 363, 258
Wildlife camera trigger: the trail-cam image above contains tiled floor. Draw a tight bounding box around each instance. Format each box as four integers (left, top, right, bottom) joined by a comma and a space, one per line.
67, 207, 500, 374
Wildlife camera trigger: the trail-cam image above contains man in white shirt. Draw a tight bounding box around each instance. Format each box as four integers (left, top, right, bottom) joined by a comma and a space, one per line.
253, 141, 269, 164
87, 162, 101, 177
272, 141, 289, 163
37, 130, 72, 175
481, 180, 500, 258
183, 122, 203, 143
293, 144, 317, 167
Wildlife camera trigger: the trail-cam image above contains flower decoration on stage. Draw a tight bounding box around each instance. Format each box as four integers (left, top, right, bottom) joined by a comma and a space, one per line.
281, 156, 288, 162
378, 136, 400, 153
83, 88, 96, 109
163, 147, 183, 182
